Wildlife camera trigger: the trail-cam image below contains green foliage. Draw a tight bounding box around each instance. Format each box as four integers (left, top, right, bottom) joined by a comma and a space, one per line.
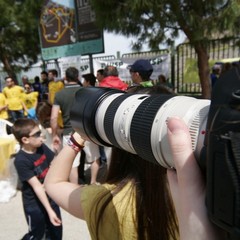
0, 0, 44, 75
183, 58, 236, 84
184, 59, 199, 83
91, 0, 240, 49
90, 0, 240, 98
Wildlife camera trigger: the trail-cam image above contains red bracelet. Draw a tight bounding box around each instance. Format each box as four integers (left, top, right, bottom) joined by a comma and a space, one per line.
67, 134, 85, 152
67, 139, 81, 152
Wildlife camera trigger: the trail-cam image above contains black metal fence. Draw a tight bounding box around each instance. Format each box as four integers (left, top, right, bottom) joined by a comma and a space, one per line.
81, 37, 240, 94
116, 37, 240, 94
176, 37, 240, 94
1, 37, 239, 94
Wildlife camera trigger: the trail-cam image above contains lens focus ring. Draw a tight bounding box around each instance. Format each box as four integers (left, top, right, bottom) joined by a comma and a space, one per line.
131, 95, 173, 164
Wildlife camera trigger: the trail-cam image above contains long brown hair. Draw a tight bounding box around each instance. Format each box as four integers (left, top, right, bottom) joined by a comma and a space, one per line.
92, 148, 178, 240
92, 85, 179, 239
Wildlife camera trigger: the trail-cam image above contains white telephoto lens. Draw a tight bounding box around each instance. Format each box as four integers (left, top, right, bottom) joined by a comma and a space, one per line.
113, 94, 150, 153
151, 96, 210, 168
95, 93, 124, 145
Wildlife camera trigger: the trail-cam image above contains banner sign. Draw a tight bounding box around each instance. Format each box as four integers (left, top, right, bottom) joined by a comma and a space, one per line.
80, 54, 170, 82
59, 56, 82, 78
39, 0, 104, 60
75, 0, 104, 48
40, 0, 79, 60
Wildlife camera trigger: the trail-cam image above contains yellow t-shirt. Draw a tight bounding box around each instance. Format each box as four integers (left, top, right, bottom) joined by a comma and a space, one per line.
0, 93, 8, 119
48, 81, 64, 105
81, 183, 137, 240
3, 85, 24, 110
21, 91, 39, 116
22, 92, 39, 109
48, 81, 64, 127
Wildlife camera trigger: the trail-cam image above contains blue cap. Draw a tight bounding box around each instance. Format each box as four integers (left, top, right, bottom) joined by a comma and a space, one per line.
130, 59, 153, 73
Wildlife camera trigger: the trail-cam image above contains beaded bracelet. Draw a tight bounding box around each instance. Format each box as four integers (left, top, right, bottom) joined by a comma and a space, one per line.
67, 134, 85, 152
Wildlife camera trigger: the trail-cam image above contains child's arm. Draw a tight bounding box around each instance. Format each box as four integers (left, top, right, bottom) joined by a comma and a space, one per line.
28, 176, 62, 226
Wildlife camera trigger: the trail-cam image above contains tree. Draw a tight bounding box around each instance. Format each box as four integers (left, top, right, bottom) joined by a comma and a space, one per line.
90, 0, 240, 98
0, 0, 44, 81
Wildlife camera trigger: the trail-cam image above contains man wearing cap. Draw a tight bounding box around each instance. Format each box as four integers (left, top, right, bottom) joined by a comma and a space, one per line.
129, 59, 154, 87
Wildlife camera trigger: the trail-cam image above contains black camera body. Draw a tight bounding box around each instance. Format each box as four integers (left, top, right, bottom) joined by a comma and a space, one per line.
202, 66, 240, 239
70, 66, 240, 239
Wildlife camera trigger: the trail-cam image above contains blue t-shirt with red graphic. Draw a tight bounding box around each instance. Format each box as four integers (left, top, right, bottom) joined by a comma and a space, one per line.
14, 143, 54, 207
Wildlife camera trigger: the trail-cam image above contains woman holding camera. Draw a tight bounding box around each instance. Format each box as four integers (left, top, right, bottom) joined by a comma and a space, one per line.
44, 115, 222, 240
44, 133, 178, 239
45, 86, 178, 239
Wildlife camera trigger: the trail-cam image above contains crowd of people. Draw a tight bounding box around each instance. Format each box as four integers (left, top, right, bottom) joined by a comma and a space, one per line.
210, 61, 240, 89
0, 60, 224, 239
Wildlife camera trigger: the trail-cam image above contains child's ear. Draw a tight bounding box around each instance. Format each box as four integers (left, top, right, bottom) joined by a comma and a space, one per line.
21, 136, 29, 144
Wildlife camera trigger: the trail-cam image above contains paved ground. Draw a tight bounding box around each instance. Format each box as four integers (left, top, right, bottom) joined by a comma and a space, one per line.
0, 190, 91, 240
0, 164, 107, 240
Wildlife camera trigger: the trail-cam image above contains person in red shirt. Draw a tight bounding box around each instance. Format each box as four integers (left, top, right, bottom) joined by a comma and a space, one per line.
99, 66, 128, 91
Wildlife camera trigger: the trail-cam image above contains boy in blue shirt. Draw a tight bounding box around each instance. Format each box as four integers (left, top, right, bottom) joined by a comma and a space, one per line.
12, 118, 62, 240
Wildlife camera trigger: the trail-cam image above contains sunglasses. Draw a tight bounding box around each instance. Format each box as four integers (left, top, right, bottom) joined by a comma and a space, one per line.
28, 130, 42, 138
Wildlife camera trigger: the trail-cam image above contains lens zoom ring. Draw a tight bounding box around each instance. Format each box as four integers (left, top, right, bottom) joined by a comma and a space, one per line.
131, 95, 172, 164
104, 94, 131, 149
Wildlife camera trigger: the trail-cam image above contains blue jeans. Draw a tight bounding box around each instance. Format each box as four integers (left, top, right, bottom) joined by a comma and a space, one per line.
99, 145, 107, 163
9, 110, 24, 122
22, 199, 62, 240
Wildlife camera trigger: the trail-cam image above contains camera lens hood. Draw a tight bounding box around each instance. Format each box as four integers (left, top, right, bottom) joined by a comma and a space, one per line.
70, 87, 124, 145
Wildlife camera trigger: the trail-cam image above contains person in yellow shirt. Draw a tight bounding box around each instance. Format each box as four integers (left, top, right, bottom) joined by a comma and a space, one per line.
3, 77, 24, 121
0, 91, 8, 119
47, 69, 64, 129
48, 69, 64, 105
21, 83, 39, 120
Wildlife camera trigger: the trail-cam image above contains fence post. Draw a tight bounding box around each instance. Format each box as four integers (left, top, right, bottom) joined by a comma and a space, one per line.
170, 43, 175, 90
89, 54, 94, 73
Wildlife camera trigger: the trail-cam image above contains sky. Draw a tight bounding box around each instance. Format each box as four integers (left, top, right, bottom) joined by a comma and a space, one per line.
99, 31, 186, 57
100, 32, 149, 57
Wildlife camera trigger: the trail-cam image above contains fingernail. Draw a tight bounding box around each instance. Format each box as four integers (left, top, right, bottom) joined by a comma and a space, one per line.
166, 116, 180, 125
166, 117, 185, 134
